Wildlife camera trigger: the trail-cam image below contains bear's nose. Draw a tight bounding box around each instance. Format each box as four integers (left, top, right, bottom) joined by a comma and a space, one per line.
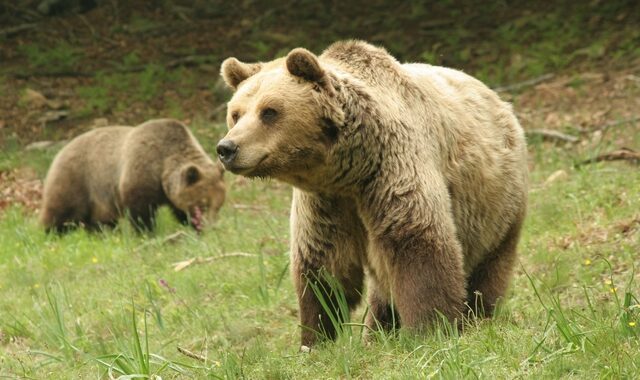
216, 139, 239, 164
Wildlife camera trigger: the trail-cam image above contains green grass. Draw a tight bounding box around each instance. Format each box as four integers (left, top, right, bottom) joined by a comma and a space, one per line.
18, 42, 82, 73
75, 65, 207, 117
0, 119, 638, 378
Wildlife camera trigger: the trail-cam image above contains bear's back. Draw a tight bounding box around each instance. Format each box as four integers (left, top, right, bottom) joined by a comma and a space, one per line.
45, 126, 132, 189
324, 41, 528, 271
125, 119, 205, 160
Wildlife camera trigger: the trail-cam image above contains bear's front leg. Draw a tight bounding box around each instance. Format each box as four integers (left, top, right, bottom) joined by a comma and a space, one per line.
290, 190, 367, 347
126, 204, 158, 231
119, 184, 159, 232
362, 177, 467, 333
365, 277, 400, 333
385, 234, 467, 330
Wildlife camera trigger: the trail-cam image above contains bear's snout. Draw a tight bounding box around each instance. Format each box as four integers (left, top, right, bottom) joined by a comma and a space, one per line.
216, 139, 239, 166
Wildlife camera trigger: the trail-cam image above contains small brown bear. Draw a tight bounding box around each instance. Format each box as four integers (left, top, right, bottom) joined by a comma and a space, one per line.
218, 41, 528, 346
40, 119, 226, 233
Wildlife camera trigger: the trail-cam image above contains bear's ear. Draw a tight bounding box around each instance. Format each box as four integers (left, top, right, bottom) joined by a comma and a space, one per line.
286, 48, 326, 84
184, 165, 201, 186
221, 58, 263, 90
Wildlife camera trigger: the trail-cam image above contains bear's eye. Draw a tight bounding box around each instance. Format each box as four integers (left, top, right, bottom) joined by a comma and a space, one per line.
231, 111, 240, 124
260, 108, 278, 123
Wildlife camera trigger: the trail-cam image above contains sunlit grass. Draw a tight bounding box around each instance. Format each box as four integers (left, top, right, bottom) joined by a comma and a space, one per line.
1, 131, 638, 378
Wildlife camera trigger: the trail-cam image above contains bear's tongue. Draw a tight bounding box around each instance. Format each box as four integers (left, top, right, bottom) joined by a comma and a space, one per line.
191, 206, 203, 233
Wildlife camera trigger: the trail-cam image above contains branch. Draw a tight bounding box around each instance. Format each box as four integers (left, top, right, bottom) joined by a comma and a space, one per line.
0, 23, 37, 37
526, 129, 579, 143
232, 204, 268, 211
494, 73, 555, 92
594, 116, 640, 132
577, 147, 640, 166
172, 252, 257, 271
177, 346, 206, 362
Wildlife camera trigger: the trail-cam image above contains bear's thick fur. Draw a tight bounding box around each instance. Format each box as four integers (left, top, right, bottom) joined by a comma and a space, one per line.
218, 41, 528, 346
41, 119, 225, 232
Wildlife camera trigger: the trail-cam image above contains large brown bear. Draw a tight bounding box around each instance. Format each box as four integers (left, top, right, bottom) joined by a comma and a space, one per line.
41, 119, 226, 233
217, 41, 528, 346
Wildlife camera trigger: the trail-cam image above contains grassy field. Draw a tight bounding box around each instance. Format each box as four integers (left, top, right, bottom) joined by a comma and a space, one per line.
1, 2, 640, 378
0, 116, 639, 378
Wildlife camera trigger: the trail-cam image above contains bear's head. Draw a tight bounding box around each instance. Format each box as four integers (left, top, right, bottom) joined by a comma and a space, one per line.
217, 48, 345, 190
163, 160, 226, 231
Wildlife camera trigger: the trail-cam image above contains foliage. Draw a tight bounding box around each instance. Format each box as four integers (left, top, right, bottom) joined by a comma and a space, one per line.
19, 42, 82, 72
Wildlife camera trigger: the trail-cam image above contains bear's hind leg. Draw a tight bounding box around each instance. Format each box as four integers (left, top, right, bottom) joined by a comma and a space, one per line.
466, 219, 523, 318
41, 205, 85, 234
365, 279, 400, 334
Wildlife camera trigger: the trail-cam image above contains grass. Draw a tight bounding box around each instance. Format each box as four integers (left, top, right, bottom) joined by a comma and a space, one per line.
18, 42, 82, 73
6, 2, 639, 113
0, 119, 638, 378
1, 2, 639, 377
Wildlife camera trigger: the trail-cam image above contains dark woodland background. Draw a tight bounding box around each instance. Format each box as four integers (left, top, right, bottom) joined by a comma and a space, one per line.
1, 0, 638, 144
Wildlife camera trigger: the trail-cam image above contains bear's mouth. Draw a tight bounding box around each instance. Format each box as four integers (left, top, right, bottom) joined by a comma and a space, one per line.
226, 154, 269, 176
190, 206, 203, 233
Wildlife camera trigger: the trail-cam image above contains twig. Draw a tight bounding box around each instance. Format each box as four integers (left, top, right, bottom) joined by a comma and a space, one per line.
0, 23, 37, 37
76, 14, 96, 37
177, 346, 206, 362
494, 73, 555, 92
1, 3, 42, 21
134, 231, 188, 253
594, 116, 640, 132
577, 147, 640, 167
526, 129, 579, 143
173, 252, 257, 271
171, 5, 193, 23
232, 204, 268, 211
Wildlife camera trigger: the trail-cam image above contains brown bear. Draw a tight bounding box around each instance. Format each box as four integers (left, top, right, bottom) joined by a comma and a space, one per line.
217, 40, 528, 346
40, 119, 226, 233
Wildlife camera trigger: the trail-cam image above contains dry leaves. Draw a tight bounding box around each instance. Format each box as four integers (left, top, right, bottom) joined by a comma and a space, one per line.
555, 215, 639, 251
517, 70, 640, 148
0, 169, 43, 214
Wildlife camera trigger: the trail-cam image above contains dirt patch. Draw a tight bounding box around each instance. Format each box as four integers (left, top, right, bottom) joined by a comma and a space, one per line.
0, 168, 43, 214
513, 66, 640, 145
